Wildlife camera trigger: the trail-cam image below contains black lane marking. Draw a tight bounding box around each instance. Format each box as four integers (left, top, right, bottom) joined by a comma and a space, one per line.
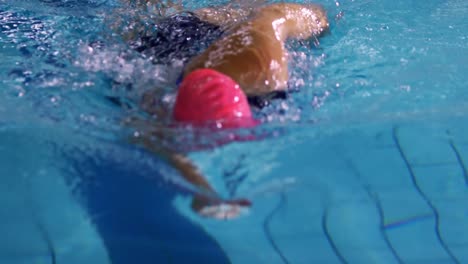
263, 192, 291, 264
372, 192, 405, 264
24, 171, 57, 264
410, 162, 458, 168
343, 157, 404, 264
449, 140, 468, 186
322, 205, 348, 264
34, 220, 57, 264
392, 126, 460, 264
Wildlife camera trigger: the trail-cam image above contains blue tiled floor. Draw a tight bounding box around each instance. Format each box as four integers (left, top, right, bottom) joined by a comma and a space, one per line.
1, 116, 468, 263
182, 117, 468, 263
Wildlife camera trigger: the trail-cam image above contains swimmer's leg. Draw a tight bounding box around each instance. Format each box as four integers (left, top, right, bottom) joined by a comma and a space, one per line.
192, 0, 271, 27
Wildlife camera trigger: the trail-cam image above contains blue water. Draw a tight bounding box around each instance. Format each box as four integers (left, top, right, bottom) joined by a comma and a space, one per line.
1, 0, 468, 263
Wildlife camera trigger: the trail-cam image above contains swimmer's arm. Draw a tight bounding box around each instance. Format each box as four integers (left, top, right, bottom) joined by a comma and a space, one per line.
163, 150, 251, 217
125, 118, 218, 202
193, 7, 251, 27
126, 118, 251, 218
146, 144, 224, 213
122, 0, 253, 28
164, 151, 217, 195
254, 3, 330, 39
193, 0, 273, 26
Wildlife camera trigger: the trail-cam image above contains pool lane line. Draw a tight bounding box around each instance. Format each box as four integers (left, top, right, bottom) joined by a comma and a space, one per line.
383, 214, 434, 230
342, 156, 404, 264
371, 192, 405, 264
392, 126, 460, 264
34, 219, 57, 264
322, 205, 348, 264
448, 140, 468, 186
263, 192, 291, 264
223, 154, 248, 198
22, 168, 57, 264
25, 184, 57, 264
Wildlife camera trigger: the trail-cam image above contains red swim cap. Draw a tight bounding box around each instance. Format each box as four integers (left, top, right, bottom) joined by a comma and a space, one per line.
173, 69, 258, 129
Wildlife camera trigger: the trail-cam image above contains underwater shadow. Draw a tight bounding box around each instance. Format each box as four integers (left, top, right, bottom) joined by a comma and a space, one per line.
70, 145, 230, 264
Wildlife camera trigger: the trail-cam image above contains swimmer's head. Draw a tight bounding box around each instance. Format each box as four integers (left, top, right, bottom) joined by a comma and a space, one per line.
173, 69, 259, 129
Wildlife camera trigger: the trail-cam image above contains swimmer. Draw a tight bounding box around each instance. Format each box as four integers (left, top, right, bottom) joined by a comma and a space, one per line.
124, 1, 329, 219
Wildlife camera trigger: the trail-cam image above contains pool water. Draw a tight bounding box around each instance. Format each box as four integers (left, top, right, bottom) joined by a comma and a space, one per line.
1, 0, 468, 263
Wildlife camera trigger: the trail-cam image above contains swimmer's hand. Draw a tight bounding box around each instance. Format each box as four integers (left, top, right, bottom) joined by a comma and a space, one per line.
192, 195, 251, 220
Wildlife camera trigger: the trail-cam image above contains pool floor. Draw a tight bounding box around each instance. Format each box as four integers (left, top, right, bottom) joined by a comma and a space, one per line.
2, 114, 468, 263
